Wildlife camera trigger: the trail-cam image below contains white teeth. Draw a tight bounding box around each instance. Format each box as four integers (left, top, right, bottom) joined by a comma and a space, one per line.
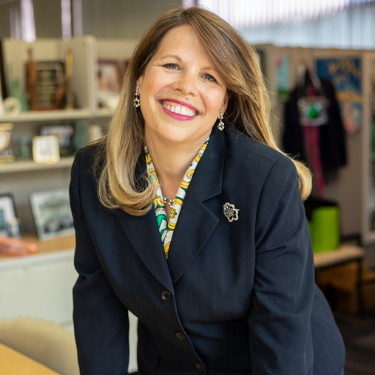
162, 102, 196, 116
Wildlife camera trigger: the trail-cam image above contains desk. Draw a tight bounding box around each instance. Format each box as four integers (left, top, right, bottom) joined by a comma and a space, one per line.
0, 342, 60, 375
0, 234, 75, 261
314, 244, 365, 314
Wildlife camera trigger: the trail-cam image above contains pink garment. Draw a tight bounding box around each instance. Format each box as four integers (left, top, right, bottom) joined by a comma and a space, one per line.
302, 84, 326, 198
303, 126, 326, 198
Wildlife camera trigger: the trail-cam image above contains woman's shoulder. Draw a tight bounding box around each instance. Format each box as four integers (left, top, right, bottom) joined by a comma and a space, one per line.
72, 144, 101, 185
74, 144, 97, 165
224, 126, 295, 174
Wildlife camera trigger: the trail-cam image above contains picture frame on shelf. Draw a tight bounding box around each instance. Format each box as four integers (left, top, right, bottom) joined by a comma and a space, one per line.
40, 124, 74, 157
0, 123, 14, 162
32, 135, 60, 164
27, 60, 64, 111
29, 188, 74, 241
97, 60, 121, 108
0, 193, 17, 237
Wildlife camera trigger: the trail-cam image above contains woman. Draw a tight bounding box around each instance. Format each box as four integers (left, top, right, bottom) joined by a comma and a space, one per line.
70, 7, 345, 375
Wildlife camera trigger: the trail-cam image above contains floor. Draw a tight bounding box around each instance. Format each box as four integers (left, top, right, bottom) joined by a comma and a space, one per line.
334, 310, 375, 375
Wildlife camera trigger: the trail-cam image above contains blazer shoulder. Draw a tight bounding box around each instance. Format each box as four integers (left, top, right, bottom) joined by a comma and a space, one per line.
71, 145, 100, 189
74, 144, 97, 166
225, 126, 286, 165
223, 126, 298, 192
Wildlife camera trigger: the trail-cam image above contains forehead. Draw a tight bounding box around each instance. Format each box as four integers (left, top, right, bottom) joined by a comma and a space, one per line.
153, 25, 213, 64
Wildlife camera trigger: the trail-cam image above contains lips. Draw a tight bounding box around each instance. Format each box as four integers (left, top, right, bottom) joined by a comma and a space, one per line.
160, 99, 200, 116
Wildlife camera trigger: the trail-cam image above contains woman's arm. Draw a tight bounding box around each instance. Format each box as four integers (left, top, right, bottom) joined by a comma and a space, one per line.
70, 151, 130, 375
248, 156, 314, 375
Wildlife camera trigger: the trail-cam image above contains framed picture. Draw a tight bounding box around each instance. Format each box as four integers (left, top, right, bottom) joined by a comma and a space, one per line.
32, 135, 60, 163
0, 123, 14, 162
29, 188, 74, 241
40, 124, 74, 156
97, 60, 121, 108
0, 193, 17, 237
27, 61, 64, 110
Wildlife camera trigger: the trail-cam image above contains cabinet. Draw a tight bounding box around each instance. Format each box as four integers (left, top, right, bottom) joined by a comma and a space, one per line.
0, 37, 138, 231
0, 36, 139, 372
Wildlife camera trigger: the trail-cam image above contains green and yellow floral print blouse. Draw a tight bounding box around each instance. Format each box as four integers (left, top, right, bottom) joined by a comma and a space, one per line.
145, 139, 209, 259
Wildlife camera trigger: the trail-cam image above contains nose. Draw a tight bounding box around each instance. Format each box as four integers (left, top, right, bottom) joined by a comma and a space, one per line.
171, 70, 198, 96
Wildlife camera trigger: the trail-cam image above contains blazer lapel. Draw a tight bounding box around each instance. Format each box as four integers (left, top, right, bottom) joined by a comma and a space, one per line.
116, 157, 174, 293
167, 126, 227, 284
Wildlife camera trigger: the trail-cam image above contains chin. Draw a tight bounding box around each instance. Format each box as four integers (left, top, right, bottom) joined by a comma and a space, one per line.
160, 129, 191, 144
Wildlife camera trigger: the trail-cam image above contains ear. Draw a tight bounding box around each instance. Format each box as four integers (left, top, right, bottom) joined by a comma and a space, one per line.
136, 76, 144, 92
219, 90, 230, 117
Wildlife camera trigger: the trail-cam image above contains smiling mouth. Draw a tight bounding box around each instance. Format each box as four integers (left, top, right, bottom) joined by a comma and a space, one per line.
160, 100, 198, 117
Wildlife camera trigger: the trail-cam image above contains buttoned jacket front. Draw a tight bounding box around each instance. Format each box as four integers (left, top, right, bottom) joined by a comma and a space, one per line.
70, 125, 345, 375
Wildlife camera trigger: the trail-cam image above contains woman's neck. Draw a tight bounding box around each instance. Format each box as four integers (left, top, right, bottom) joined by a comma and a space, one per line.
145, 130, 210, 200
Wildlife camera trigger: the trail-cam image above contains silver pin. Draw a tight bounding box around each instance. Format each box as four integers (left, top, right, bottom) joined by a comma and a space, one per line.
223, 202, 239, 222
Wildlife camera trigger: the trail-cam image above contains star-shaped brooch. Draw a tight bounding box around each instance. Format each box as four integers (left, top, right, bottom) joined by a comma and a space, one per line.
223, 202, 240, 222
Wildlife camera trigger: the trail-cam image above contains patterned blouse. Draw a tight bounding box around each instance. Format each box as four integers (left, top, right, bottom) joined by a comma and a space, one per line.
145, 139, 209, 259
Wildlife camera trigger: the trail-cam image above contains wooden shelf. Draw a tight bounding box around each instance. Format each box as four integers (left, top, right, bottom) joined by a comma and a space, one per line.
95, 108, 114, 118
0, 109, 92, 123
314, 244, 364, 269
0, 157, 74, 174
365, 230, 375, 244
0, 233, 75, 262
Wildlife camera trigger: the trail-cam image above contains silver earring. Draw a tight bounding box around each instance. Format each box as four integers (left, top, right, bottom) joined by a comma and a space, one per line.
134, 86, 140, 108
218, 110, 224, 131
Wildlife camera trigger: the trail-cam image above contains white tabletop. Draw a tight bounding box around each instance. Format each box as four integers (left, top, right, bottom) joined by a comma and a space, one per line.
314, 244, 364, 269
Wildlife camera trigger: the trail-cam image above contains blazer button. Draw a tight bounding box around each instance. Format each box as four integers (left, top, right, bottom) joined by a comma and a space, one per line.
175, 332, 186, 340
195, 362, 205, 371
161, 290, 171, 302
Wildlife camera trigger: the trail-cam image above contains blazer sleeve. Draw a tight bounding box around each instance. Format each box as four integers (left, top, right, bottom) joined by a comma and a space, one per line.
70, 151, 130, 375
248, 156, 314, 375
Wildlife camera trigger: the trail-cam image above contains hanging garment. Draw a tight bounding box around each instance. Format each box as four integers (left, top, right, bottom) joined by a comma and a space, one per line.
283, 75, 347, 185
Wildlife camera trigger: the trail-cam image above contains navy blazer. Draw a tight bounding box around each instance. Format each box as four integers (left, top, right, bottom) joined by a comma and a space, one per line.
70, 125, 345, 375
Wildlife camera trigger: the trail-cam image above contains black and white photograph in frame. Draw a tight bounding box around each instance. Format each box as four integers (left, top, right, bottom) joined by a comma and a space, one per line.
29, 188, 74, 241
0, 194, 17, 237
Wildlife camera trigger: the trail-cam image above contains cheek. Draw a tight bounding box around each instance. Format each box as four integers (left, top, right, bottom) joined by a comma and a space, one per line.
141, 70, 172, 99
203, 90, 226, 115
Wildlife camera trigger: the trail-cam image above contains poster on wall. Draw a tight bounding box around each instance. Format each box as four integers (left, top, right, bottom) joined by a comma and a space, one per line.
316, 57, 362, 135
276, 54, 290, 102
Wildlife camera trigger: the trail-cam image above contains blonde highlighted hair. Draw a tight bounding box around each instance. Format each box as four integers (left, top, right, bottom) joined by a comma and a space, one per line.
93, 6, 312, 216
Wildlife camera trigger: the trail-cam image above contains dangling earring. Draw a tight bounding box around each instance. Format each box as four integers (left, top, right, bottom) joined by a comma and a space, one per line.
218, 110, 224, 131
134, 86, 140, 108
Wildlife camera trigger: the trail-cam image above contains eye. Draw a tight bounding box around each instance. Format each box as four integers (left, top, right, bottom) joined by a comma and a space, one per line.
202, 73, 217, 83
163, 63, 179, 70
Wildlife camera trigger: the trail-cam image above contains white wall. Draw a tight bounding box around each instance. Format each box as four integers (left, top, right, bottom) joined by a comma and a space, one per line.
81, 0, 182, 39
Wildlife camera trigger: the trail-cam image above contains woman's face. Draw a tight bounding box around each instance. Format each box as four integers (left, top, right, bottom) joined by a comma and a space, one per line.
137, 25, 228, 145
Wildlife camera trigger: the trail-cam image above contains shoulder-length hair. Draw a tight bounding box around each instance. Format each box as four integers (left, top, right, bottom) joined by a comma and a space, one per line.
93, 6, 312, 216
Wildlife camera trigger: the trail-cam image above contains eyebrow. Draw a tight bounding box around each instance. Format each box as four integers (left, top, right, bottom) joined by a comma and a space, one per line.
159, 54, 215, 71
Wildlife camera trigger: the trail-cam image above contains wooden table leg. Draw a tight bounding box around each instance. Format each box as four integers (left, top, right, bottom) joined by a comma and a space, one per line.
357, 257, 365, 317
